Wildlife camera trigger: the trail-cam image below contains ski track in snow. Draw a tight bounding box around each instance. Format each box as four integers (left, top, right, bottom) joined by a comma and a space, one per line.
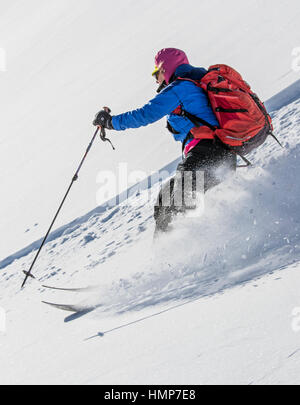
1, 92, 300, 320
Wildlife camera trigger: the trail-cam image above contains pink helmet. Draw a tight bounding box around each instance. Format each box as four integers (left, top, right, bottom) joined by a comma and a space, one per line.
154, 48, 189, 84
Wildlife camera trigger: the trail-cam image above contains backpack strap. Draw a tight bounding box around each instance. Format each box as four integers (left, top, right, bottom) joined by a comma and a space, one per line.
175, 77, 218, 131
179, 108, 217, 131
179, 108, 217, 155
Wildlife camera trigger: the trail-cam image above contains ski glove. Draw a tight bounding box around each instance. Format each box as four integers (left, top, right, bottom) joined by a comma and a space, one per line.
93, 110, 114, 129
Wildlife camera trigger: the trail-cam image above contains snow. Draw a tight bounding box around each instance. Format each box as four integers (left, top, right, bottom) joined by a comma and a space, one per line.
1, 0, 300, 385
1, 0, 300, 259
1, 264, 300, 385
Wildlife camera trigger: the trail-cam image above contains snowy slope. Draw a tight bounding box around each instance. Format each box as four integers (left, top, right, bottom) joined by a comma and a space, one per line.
1, 0, 300, 260
1, 80, 300, 384
2, 264, 300, 385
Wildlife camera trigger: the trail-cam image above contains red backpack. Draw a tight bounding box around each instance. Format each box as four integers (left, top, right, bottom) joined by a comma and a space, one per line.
176, 64, 276, 157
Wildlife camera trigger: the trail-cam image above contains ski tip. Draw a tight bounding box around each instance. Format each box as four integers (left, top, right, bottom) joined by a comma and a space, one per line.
42, 300, 81, 312
41, 284, 96, 293
42, 300, 97, 315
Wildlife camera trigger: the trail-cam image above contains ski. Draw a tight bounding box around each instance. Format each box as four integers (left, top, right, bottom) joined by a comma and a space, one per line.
41, 284, 96, 293
42, 300, 96, 313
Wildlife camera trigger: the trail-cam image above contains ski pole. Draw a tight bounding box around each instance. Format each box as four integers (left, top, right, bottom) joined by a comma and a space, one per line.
22, 127, 101, 289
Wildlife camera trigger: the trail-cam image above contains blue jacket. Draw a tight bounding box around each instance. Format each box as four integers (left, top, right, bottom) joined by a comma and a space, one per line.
112, 64, 219, 144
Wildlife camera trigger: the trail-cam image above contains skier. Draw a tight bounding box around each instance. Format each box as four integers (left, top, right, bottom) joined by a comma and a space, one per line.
93, 48, 271, 234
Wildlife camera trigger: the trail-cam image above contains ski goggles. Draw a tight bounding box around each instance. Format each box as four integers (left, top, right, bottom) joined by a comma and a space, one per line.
152, 66, 160, 79
151, 62, 163, 80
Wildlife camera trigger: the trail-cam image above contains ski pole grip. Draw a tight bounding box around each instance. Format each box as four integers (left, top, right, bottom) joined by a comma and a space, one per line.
103, 106, 111, 114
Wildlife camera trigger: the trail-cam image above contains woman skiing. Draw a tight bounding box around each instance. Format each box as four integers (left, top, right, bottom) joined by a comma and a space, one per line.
93, 48, 238, 234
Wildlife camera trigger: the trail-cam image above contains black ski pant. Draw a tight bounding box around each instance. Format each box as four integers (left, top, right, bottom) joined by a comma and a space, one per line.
154, 139, 237, 233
